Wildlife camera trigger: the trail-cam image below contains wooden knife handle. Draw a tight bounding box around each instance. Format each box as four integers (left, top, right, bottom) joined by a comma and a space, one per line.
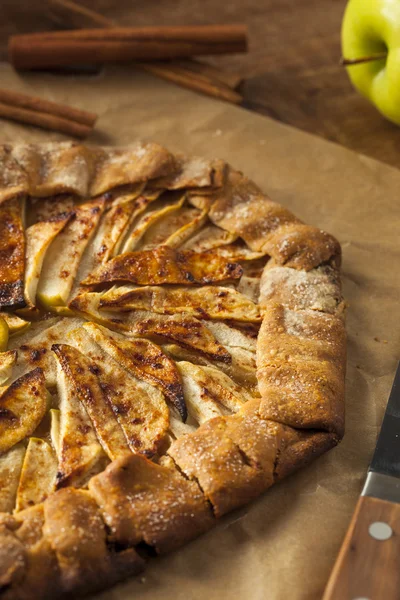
323, 495, 400, 600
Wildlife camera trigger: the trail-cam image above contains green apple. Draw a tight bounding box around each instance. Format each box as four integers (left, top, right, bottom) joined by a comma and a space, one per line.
342, 0, 400, 125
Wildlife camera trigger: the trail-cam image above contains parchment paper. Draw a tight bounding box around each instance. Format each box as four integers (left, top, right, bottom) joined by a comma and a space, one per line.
0, 62, 399, 600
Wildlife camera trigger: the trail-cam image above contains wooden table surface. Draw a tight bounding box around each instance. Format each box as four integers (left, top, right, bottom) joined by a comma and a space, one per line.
2, 0, 400, 168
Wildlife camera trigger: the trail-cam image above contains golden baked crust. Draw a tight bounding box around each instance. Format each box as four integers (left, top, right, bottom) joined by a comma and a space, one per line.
0, 141, 346, 599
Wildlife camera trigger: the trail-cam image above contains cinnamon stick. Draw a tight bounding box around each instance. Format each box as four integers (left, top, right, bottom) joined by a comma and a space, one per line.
0, 89, 97, 137
137, 61, 243, 104
9, 25, 248, 70
44, 0, 244, 92
172, 59, 243, 90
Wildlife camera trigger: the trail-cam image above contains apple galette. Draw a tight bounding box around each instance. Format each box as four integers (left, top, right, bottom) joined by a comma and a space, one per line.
0, 141, 346, 599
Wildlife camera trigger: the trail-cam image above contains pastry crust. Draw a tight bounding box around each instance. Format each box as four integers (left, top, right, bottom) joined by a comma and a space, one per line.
0, 141, 346, 599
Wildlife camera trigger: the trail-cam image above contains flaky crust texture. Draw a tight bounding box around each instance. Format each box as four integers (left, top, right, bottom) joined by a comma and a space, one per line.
0, 141, 346, 599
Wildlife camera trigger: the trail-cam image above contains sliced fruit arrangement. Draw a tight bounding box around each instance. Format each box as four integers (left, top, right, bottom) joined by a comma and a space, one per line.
68, 326, 170, 457
82, 322, 187, 421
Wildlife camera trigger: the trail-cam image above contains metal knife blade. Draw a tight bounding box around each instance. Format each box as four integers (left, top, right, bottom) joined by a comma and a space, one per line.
362, 362, 400, 503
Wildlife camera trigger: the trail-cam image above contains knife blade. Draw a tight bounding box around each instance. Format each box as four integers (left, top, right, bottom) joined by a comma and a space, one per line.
323, 362, 400, 600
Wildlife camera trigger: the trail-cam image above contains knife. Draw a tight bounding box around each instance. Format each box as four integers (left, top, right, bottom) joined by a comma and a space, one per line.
323, 362, 400, 600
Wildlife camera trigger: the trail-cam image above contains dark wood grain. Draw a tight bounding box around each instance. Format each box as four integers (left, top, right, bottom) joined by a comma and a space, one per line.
323, 496, 400, 600
1, 0, 400, 167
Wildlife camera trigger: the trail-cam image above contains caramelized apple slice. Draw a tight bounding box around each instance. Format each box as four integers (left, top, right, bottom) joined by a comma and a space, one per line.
69, 327, 169, 457
100, 285, 261, 322
36, 199, 105, 309
132, 312, 232, 363
81, 246, 243, 287
24, 212, 72, 308
0, 368, 47, 454
15, 438, 57, 512
52, 343, 131, 461
53, 357, 106, 489
82, 322, 187, 421
0, 444, 26, 513
0, 197, 25, 309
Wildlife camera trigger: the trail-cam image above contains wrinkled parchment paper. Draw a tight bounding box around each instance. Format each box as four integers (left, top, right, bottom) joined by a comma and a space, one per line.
0, 62, 399, 600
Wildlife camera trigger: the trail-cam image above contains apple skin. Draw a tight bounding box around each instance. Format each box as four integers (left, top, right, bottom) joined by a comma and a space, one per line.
342, 0, 400, 125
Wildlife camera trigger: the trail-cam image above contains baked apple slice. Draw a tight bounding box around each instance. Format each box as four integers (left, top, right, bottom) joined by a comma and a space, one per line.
99, 285, 261, 322
52, 343, 131, 460
0, 350, 17, 385
0, 443, 26, 513
82, 322, 187, 421
53, 355, 106, 489
0, 313, 30, 336
24, 212, 72, 308
81, 246, 243, 287
0, 197, 25, 309
36, 199, 105, 309
0, 368, 48, 454
15, 437, 57, 512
